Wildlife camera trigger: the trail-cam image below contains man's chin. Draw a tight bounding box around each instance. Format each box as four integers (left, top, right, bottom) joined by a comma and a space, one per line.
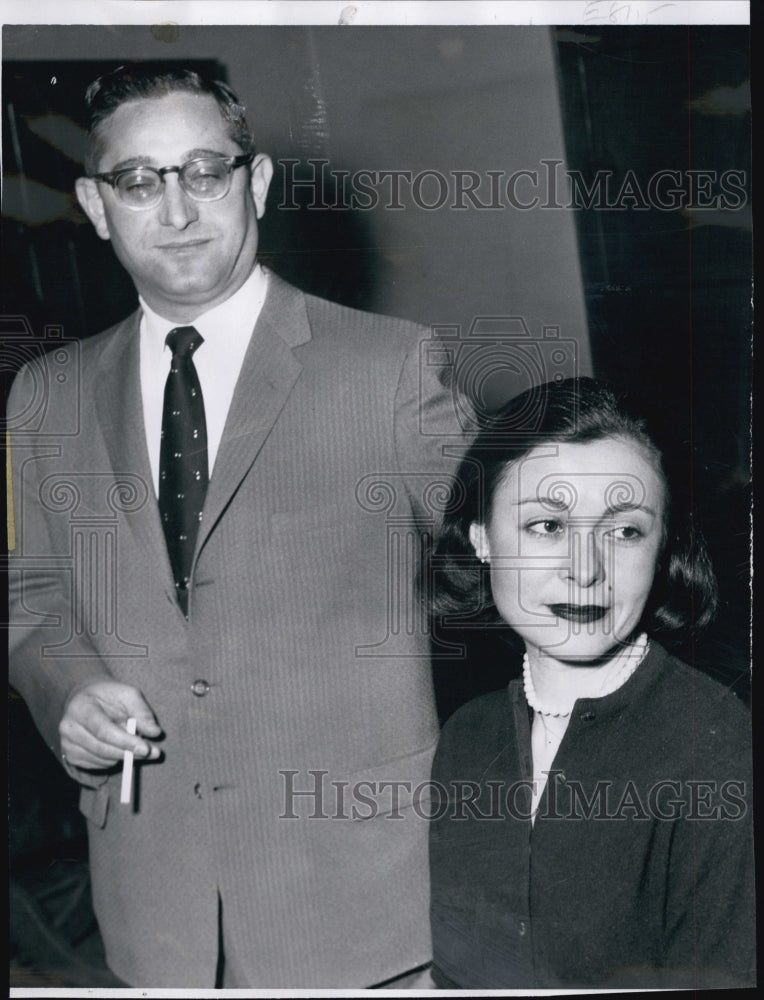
139, 276, 228, 317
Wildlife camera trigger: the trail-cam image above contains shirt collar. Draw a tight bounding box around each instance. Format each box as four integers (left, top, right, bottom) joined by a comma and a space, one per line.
139, 263, 268, 357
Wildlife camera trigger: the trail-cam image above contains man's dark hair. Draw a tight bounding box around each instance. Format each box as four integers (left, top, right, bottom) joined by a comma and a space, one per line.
433, 376, 718, 635
83, 64, 255, 173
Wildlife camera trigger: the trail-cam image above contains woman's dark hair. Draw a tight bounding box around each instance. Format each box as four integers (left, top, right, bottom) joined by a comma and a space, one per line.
83, 65, 255, 174
434, 377, 717, 635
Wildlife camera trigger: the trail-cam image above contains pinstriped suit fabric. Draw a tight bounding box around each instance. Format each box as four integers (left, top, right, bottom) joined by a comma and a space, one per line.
8, 274, 466, 987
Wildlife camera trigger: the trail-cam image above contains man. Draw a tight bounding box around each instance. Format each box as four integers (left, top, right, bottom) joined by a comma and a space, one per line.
8, 66, 464, 988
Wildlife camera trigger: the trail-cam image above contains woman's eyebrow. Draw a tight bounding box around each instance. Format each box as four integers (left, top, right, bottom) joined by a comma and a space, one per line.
511, 497, 659, 518
606, 502, 658, 517
512, 496, 568, 508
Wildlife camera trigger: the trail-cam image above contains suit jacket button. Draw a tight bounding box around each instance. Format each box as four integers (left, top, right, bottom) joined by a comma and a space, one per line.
191, 679, 211, 697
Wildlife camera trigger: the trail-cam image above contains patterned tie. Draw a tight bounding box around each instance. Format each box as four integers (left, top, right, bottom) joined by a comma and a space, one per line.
158, 326, 208, 616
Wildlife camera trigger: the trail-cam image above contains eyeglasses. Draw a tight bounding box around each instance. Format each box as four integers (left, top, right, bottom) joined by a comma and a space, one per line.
90, 153, 255, 210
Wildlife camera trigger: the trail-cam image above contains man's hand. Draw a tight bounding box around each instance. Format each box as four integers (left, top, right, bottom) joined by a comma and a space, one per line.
59, 680, 163, 771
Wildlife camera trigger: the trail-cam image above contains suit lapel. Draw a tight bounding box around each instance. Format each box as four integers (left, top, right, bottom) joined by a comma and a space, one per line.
196, 274, 311, 552
94, 313, 176, 594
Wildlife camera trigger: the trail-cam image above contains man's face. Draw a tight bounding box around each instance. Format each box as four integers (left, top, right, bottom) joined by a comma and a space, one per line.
76, 91, 272, 322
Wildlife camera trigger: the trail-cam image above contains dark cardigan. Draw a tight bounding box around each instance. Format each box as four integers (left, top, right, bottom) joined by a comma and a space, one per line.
429, 642, 754, 989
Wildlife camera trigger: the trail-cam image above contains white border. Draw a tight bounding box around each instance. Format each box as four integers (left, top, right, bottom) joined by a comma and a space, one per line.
0, 1, 752, 27
4, 1, 752, 997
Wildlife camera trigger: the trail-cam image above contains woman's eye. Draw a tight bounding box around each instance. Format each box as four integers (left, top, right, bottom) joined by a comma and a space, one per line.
609, 525, 642, 541
526, 519, 564, 536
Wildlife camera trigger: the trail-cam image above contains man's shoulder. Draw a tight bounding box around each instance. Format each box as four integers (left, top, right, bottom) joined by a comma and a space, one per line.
305, 289, 425, 330
7, 310, 139, 420
300, 287, 429, 350
259, 271, 431, 369
80, 309, 140, 360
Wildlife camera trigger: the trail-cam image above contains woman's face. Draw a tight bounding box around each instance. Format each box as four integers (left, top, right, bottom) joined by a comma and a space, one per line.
469, 436, 666, 664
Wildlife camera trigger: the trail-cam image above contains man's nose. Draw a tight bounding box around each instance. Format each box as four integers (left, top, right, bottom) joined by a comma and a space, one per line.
157, 174, 199, 229
564, 525, 605, 588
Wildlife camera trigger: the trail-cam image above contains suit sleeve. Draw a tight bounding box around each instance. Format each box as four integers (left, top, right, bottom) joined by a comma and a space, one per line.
8, 363, 113, 787
393, 327, 474, 535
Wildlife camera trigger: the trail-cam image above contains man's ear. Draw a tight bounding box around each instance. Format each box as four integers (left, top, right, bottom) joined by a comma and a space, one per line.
249, 153, 273, 219
75, 177, 111, 240
469, 522, 491, 564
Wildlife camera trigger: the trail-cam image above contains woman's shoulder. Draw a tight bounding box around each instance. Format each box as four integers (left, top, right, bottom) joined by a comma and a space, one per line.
433, 687, 514, 777
442, 686, 511, 730
649, 642, 749, 718
644, 641, 751, 766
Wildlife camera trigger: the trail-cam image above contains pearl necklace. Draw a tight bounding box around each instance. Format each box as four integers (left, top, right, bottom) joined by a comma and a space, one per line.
523, 633, 650, 717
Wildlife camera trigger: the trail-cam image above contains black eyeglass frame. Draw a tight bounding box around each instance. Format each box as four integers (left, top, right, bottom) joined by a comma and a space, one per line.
89, 152, 256, 207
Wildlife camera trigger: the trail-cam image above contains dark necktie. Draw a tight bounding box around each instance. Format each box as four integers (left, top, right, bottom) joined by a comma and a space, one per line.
158, 326, 208, 616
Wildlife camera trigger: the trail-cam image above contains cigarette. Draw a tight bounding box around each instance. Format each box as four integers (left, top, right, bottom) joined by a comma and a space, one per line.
120, 717, 137, 805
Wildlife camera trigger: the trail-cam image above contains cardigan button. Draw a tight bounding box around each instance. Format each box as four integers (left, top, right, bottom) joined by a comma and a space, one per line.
191, 679, 211, 697
518, 920, 527, 936
580, 710, 596, 721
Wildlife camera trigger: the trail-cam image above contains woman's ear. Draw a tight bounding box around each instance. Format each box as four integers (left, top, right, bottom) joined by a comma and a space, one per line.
469, 522, 490, 564
75, 177, 111, 241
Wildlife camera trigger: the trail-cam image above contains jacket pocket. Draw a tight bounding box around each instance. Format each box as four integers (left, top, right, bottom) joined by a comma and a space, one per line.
342, 742, 439, 820
78, 784, 110, 829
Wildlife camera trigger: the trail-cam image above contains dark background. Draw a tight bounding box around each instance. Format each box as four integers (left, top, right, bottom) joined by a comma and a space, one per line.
3, 24, 751, 987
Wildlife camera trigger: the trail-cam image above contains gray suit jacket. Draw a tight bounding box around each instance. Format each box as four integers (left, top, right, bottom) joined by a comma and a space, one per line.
8, 273, 466, 987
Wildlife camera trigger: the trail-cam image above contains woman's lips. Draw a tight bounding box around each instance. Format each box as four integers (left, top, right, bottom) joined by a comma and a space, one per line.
548, 604, 609, 622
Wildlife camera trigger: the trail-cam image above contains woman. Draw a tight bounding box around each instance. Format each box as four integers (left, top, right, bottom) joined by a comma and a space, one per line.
429, 377, 753, 989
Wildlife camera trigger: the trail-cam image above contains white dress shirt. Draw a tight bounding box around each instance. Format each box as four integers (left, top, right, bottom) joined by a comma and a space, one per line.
139, 264, 269, 496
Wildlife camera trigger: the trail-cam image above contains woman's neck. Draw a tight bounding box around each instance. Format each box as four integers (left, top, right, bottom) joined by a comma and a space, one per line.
525, 633, 649, 711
